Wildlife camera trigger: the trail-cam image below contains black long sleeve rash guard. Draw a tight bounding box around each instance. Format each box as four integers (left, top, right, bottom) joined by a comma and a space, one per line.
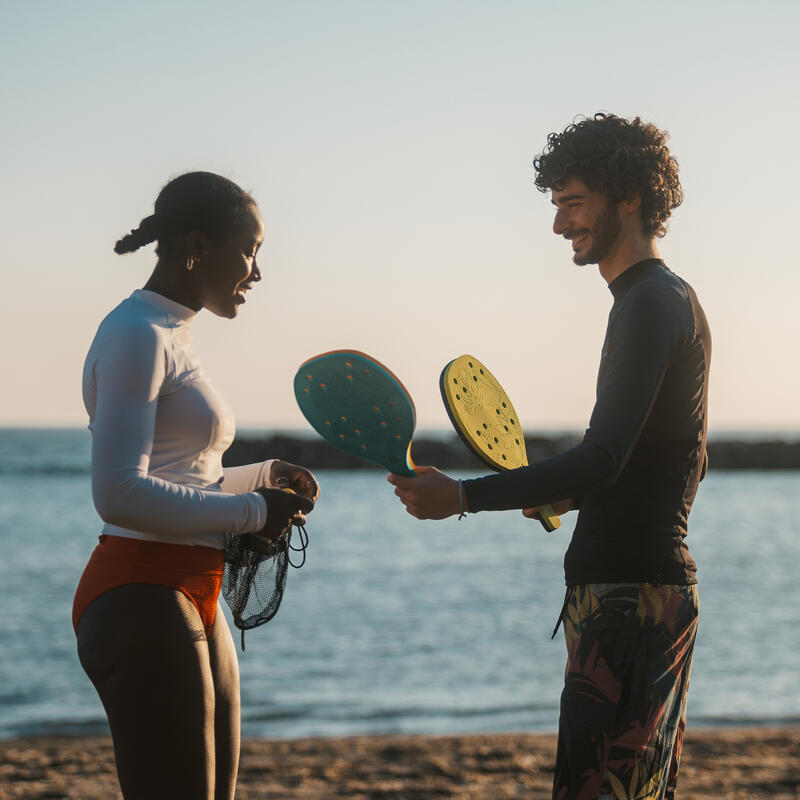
463, 259, 711, 585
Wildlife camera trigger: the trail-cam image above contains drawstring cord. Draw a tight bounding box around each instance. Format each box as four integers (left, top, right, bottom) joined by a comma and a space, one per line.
551, 586, 574, 639
288, 523, 309, 568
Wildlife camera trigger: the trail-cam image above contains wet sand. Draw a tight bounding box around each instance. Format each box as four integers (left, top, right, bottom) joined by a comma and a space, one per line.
0, 727, 797, 799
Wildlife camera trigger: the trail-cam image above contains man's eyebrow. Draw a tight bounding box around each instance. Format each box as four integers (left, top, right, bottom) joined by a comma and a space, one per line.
551, 193, 584, 206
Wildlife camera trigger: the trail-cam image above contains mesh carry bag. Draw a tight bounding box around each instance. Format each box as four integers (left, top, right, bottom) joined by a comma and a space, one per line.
222, 523, 309, 651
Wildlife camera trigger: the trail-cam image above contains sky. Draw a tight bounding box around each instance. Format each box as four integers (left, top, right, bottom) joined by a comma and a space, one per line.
1, 0, 798, 433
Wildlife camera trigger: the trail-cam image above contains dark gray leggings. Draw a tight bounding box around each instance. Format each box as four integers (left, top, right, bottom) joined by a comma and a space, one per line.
76, 583, 240, 800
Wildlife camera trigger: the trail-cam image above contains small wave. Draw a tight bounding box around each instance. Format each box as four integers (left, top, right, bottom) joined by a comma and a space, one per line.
246, 699, 557, 727
691, 713, 800, 728
0, 716, 109, 740
340, 702, 556, 723
245, 706, 316, 724
0, 465, 90, 477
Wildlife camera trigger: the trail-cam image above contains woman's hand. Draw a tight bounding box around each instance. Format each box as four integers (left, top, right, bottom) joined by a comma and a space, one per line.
255, 487, 315, 542
245, 461, 318, 553
269, 460, 320, 504
387, 466, 461, 520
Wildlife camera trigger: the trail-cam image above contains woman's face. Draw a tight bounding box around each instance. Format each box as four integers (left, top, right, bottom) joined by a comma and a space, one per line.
192, 202, 265, 318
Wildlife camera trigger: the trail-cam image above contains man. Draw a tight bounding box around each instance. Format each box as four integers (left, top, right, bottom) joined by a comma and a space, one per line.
389, 113, 711, 800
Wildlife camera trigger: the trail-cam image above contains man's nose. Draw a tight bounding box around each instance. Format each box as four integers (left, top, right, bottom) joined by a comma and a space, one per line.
553, 208, 568, 236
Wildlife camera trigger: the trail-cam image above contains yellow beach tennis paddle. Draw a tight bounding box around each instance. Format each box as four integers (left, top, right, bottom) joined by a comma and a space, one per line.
440, 354, 561, 533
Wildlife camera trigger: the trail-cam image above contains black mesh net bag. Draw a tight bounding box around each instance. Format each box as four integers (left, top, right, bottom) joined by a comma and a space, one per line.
222, 488, 312, 650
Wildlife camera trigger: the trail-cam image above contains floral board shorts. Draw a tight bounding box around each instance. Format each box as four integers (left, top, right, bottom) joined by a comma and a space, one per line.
553, 583, 699, 800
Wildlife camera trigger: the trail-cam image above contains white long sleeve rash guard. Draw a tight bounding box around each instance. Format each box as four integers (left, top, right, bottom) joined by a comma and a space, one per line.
82, 289, 272, 549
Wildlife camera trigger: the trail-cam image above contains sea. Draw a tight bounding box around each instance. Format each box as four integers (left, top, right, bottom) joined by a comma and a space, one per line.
0, 428, 798, 741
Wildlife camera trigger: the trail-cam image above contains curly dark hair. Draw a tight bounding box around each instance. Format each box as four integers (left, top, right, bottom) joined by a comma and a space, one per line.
114, 171, 255, 256
533, 113, 682, 238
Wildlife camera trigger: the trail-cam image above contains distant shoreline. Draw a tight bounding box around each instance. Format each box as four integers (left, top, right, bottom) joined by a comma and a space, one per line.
224, 432, 800, 471
2, 428, 799, 471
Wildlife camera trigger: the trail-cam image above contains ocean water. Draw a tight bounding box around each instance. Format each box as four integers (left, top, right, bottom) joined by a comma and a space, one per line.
0, 428, 798, 740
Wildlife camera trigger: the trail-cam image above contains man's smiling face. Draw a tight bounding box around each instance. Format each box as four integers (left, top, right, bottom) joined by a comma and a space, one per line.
551, 177, 622, 266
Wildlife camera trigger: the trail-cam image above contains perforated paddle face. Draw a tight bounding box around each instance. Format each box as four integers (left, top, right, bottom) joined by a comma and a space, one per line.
294, 350, 416, 477
440, 354, 561, 532
440, 355, 527, 471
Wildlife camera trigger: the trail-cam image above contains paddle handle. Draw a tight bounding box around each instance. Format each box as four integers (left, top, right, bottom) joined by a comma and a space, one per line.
536, 504, 561, 533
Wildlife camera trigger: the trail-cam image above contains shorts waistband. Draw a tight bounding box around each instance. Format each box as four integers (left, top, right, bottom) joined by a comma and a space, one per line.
94, 534, 225, 573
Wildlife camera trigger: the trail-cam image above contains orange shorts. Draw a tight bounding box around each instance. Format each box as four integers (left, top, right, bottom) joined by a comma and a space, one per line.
72, 534, 225, 634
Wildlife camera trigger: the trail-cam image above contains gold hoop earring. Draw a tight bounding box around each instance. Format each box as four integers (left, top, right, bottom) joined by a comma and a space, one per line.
186, 257, 195, 271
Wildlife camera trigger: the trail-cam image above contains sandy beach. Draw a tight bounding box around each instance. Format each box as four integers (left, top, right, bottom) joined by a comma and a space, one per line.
0, 727, 797, 799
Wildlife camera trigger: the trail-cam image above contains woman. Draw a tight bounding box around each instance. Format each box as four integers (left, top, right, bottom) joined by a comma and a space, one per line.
73, 171, 319, 800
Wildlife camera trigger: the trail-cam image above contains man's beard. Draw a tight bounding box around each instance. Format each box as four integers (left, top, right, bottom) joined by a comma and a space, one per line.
572, 203, 621, 266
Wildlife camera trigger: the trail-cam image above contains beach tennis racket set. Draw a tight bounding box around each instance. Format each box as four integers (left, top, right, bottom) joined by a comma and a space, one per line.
293, 349, 560, 532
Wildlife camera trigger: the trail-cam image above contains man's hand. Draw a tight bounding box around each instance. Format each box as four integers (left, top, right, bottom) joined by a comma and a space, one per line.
522, 498, 573, 519
387, 466, 461, 520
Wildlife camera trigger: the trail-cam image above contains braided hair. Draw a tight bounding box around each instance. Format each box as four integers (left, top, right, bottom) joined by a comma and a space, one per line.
114, 172, 255, 256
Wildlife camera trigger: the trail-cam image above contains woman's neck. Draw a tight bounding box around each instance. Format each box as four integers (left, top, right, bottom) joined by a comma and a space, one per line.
143, 260, 201, 311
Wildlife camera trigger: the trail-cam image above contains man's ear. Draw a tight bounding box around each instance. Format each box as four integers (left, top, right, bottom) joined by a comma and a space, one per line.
622, 192, 642, 214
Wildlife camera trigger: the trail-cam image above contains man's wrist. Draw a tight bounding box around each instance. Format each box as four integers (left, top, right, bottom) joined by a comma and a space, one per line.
457, 480, 467, 519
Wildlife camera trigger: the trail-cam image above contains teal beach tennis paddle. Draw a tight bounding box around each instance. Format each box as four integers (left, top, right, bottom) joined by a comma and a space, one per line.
440, 354, 561, 533
294, 350, 417, 477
